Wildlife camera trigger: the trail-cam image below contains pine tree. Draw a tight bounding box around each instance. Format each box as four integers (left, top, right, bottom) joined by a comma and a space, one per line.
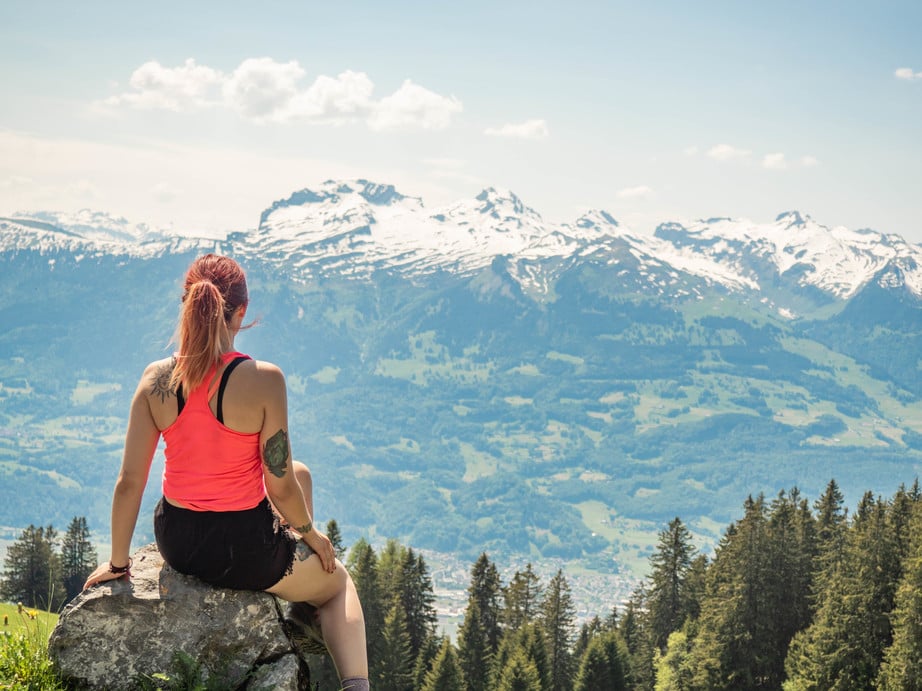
688, 494, 776, 690
763, 489, 816, 684
647, 517, 697, 651
60, 516, 97, 602
376, 600, 414, 691
325, 518, 346, 561
887, 482, 919, 566
784, 492, 900, 689
877, 501, 922, 689
398, 548, 438, 659
619, 590, 655, 691
503, 563, 542, 631
541, 569, 576, 691
494, 650, 542, 691
491, 624, 550, 691
654, 627, 695, 691
347, 538, 385, 683
377, 538, 407, 602
420, 638, 463, 691
458, 598, 491, 691
573, 615, 604, 665
467, 553, 503, 654
683, 554, 708, 623
412, 634, 442, 691
687, 491, 811, 690
0, 524, 65, 611
573, 629, 631, 691
813, 479, 847, 574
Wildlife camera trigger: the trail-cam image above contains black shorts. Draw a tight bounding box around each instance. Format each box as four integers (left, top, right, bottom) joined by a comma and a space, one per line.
154, 496, 297, 590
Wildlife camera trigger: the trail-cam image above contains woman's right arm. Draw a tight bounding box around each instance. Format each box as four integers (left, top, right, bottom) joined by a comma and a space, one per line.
258, 363, 336, 573
83, 366, 161, 589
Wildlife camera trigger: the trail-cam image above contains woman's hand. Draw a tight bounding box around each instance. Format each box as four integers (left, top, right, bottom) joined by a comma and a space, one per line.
303, 528, 337, 573
83, 562, 131, 590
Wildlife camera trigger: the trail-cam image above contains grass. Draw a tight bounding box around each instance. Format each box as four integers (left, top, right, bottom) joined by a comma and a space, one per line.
0, 605, 242, 690
0, 603, 66, 690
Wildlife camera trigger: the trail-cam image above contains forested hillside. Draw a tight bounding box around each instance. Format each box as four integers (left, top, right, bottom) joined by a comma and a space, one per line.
326, 479, 922, 690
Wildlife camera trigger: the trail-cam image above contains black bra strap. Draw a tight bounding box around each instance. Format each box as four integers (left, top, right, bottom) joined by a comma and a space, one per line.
216, 356, 249, 424
176, 386, 185, 415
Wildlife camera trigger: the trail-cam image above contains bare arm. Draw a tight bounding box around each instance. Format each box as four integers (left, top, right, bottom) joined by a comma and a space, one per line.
84, 366, 161, 588
259, 364, 335, 573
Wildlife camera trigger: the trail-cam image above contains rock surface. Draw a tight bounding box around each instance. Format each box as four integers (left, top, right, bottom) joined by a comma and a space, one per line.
48, 543, 316, 690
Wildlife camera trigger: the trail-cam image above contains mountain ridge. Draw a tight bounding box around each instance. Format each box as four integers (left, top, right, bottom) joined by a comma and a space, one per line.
4, 179, 920, 316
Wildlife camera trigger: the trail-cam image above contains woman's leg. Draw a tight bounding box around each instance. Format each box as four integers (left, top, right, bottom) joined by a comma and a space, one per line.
267, 554, 368, 681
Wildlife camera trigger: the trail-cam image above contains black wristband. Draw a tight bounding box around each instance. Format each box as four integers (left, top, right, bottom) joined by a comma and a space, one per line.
108, 558, 132, 574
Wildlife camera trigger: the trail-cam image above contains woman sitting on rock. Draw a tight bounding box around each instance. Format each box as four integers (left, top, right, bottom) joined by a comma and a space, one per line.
84, 253, 369, 690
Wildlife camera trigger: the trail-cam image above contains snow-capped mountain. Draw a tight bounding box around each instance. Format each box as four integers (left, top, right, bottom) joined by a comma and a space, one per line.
654, 211, 922, 299
0, 210, 216, 258
3, 179, 920, 313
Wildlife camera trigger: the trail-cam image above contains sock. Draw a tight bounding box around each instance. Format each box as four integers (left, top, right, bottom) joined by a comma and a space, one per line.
341, 677, 369, 691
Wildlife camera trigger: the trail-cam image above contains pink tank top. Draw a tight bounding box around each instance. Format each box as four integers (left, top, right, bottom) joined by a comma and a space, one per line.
161, 351, 265, 511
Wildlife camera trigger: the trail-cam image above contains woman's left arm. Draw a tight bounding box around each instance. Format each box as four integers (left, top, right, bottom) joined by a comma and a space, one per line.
84, 367, 161, 589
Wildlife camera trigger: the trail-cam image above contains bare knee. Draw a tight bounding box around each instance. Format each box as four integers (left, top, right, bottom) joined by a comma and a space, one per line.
310, 559, 349, 604
292, 460, 312, 491
291, 460, 314, 513
330, 559, 348, 589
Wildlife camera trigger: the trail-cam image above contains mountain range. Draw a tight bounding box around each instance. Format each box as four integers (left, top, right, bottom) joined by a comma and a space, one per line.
2, 179, 922, 593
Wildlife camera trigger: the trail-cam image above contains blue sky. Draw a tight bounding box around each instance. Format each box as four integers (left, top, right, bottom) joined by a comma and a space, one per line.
1, 1, 920, 240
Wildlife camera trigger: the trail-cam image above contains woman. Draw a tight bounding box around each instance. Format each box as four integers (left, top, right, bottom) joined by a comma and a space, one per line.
83, 254, 369, 690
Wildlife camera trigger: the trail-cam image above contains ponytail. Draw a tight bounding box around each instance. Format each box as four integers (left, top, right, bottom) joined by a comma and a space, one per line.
169, 254, 249, 393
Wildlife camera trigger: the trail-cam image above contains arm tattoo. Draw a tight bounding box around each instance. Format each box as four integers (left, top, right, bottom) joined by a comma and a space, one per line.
295, 521, 312, 535
150, 361, 176, 402
263, 429, 289, 478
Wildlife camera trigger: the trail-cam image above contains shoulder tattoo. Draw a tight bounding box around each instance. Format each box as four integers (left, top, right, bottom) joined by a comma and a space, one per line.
150, 360, 176, 403
263, 429, 289, 478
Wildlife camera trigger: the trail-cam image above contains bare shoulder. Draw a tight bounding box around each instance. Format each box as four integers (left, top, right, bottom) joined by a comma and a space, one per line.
234, 358, 286, 393
251, 359, 285, 381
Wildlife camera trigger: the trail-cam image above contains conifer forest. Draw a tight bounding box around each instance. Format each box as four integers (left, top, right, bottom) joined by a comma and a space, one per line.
4, 479, 922, 688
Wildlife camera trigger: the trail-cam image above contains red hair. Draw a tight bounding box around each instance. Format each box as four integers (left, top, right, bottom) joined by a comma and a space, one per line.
170, 254, 249, 392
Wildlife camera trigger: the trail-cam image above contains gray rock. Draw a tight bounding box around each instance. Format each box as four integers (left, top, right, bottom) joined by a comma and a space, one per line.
48, 543, 318, 690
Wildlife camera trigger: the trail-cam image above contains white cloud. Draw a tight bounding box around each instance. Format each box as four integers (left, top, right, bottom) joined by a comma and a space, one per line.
484, 119, 549, 139
368, 79, 462, 131
105, 58, 224, 111
895, 67, 922, 81
800, 155, 819, 168
100, 58, 461, 130
762, 153, 787, 170
223, 58, 306, 121
616, 185, 654, 199
683, 145, 699, 156
707, 144, 751, 161
290, 70, 375, 121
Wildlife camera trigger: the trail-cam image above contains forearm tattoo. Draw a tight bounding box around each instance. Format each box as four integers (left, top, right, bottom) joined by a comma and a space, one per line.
263, 429, 289, 478
150, 361, 176, 402
296, 521, 312, 535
